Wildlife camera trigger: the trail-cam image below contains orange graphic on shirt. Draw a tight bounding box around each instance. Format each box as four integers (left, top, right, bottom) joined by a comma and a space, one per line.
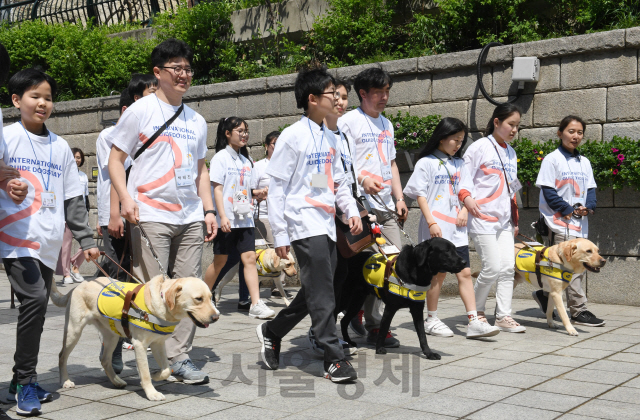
377, 130, 393, 165
304, 147, 336, 214
136, 133, 183, 212
471, 164, 510, 223
0, 171, 42, 250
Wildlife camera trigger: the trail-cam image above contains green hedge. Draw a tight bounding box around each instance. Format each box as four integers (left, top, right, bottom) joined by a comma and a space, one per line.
3, 0, 639, 105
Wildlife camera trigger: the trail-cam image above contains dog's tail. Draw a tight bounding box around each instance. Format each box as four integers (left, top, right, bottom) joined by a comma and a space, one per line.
50, 279, 72, 307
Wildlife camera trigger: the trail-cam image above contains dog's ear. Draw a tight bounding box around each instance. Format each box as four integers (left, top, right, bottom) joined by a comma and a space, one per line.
272, 254, 281, 268
414, 242, 431, 269
165, 281, 183, 311
563, 242, 577, 262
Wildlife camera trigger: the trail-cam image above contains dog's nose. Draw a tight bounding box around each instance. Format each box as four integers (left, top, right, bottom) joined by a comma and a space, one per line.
600, 258, 606, 266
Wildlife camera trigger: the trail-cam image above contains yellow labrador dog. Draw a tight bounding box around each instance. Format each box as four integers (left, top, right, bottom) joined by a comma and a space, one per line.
50, 275, 219, 401
514, 238, 605, 336
215, 248, 297, 306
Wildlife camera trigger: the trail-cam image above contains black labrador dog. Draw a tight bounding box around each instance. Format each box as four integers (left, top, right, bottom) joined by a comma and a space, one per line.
336, 237, 466, 360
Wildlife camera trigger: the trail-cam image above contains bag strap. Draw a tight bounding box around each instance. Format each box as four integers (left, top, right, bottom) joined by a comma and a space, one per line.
490, 139, 519, 226
337, 129, 359, 198
134, 103, 184, 161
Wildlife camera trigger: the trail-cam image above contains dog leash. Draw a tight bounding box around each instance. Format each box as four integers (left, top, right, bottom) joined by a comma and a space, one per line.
137, 223, 170, 280
92, 251, 144, 284
369, 194, 415, 247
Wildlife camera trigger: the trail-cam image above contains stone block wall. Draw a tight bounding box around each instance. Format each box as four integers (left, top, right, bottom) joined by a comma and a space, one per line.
4, 27, 640, 305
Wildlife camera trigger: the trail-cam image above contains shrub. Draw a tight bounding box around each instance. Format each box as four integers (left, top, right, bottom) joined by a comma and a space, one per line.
511, 136, 640, 190
0, 20, 152, 104
384, 111, 441, 150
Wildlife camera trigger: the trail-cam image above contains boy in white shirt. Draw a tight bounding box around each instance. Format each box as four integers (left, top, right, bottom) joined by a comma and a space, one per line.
338, 67, 405, 348
256, 67, 362, 383
1, 69, 99, 416
108, 39, 217, 385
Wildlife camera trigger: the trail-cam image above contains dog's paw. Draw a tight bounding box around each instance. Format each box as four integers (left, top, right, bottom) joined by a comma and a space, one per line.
152, 369, 171, 382
62, 380, 75, 389
547, 321, 558, 329
111, 375, 127, 388
567, 328, 579, 336
146, 390, 166, 401
425, 352, 441, 360
376, 347, 387, 355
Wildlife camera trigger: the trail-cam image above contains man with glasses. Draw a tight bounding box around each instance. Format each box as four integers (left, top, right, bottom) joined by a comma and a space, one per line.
108, 38, 217, 385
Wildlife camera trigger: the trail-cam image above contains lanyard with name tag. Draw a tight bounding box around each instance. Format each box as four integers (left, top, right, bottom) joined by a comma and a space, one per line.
381, 164, 392, 181
41, 192, 56, 208
174, 167, 193, 187
311, 173, 328, 189
509, 178, 522, 193
449, 196, 459, 207
569, 195, 585, 206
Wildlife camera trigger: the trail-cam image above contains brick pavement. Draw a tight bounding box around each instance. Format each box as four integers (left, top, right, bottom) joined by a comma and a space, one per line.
0, 273, 639, 419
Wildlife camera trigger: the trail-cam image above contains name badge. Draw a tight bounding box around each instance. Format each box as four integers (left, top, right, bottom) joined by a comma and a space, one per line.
449, 195, 459, 208
175, 168, 193, 187
381, 165, 392, 181
41, 192, 55, 208
346, 172, 355, 185
311, 173, 328, 189
509, 179, 522, 193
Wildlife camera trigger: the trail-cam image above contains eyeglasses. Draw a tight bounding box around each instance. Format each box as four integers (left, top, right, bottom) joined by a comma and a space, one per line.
233, 128, 250, 137
160, 66, 194, 77
319, 90, 340, 99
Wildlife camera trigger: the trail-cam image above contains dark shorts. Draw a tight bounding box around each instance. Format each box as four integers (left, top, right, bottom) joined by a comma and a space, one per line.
213, 228, 255, 255
456, 246, 470, 269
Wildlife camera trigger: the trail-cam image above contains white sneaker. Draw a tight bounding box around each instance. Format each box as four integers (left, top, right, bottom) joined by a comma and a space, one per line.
63, 276, 73, 285
424, 318, 454, 337
495, 316, 527, 333
249, 300, 275, 319
70, 271, 85, 283
467, 319, 500, 339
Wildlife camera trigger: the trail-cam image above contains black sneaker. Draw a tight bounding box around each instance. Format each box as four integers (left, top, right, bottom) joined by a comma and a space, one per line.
238, 300, 250, 312
271, 289, 293, 299
256, 323, 280, 370
324, 360, 357, 383
571, 310, 606, 327
532, 290, 557, 320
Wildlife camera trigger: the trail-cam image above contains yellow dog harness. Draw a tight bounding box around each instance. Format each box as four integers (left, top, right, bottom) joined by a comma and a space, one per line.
97, 282, 178, 336
362, 253, 428, 301
516, 246, 572, 285
256, 248, 285, 277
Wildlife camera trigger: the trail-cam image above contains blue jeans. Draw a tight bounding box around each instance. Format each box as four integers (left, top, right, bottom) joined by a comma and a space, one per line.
214, 247, 249, 302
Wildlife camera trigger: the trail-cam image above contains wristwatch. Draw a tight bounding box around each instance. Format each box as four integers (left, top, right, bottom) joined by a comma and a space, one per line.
204, 210, 217, 217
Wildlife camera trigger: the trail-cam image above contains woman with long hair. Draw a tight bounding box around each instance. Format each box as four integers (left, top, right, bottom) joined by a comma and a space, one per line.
461, 103, 526, 333
204, 117, 274, 319
404, 117, 500, 339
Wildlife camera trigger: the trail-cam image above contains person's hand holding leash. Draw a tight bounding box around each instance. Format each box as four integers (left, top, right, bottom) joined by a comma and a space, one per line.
204, 212, 218, 241
362, 177, 383, 195
276, 245, 290, 259
83, 247, 100, 262
348, 216, 363, 235
121, 196, 139, 224
396, 200, 408, 223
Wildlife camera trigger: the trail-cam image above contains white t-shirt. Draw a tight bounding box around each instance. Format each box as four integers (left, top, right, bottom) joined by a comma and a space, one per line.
334, 128, 356, 186
209, 146, 255, 229
96, 126, 132, 226
266, 116, 357, 245
107, 93, 207, 225
536, 148, 596, 237
78, 169, 89, 197
0, 123, 84, 269
252, 157, 271, 219
338, 108, 396, 212
463, 135, 518, 234
403, 150, 471, 247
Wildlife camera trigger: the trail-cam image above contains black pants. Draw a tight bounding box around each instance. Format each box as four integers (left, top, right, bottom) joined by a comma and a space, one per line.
4, 257, 53, 384
96, 226, 130, 281
266, 235, 343, 363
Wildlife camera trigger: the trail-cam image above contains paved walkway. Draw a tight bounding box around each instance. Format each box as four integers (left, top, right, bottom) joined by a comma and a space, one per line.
0, 273, 639, 419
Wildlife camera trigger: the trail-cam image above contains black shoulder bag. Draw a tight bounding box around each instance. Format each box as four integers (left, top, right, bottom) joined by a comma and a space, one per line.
334, 130, 376, 258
